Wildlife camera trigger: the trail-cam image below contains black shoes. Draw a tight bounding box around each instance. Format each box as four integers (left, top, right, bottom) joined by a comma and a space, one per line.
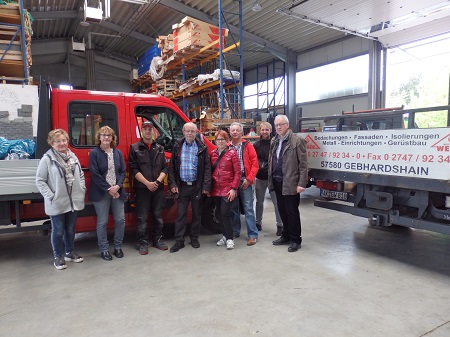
139, 244, 149, 255
256, 223, 262, 231
288, 242, 301, 252
101, 251, 113, 261
170, 242, 185, 253
276, 226, 283, 236
114, 248, 124, 258
272, 237, 291, 245
190, 238, 200, 249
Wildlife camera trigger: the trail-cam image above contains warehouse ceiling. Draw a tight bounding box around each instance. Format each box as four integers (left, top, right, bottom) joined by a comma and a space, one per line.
25, 0, 450, 74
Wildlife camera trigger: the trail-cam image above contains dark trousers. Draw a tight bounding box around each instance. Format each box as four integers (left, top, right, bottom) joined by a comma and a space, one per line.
213, 196, 235, 240
174, 184, 203, 242
136, 187, 164, 244
273, 179, 302, 244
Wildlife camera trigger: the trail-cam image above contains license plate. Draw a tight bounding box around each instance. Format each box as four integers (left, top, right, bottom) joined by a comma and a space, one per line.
320, 189, 348, 201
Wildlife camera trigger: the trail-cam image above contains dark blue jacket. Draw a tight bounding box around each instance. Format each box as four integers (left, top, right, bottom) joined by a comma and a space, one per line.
88, 146, 127, 202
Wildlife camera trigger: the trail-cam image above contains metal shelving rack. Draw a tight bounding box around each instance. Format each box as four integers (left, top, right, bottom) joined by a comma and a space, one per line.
0, 0, 30, 83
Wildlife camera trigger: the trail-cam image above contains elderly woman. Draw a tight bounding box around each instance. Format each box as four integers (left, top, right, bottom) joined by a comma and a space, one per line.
89, 126, 127, 261
209, 130, 240, 250
36, 129, 86, 270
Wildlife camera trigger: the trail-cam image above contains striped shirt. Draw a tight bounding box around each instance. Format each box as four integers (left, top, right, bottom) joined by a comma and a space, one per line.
180, 140, 198, 182
229, 142, 245, 177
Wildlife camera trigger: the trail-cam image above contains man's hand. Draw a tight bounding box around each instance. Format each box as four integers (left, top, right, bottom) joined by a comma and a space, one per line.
147, 181, 159, 192
241, 178, 249, 190
297, 186, 306, 194
171, 186, 179, 194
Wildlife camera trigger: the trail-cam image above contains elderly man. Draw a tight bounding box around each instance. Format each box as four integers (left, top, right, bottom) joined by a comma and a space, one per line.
268, 115, 308, 252
229, 122, 259, 246
168, 122, 211, 253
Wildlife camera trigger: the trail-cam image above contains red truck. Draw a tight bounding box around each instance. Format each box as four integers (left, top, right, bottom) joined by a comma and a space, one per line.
0, 79, 219, 236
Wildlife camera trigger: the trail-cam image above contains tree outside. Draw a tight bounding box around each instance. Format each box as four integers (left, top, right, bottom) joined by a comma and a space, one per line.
386, 34, 450, 128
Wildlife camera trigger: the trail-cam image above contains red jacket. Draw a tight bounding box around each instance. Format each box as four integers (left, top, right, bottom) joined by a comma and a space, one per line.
229, 139, 259, 185
210, 148, 241, 197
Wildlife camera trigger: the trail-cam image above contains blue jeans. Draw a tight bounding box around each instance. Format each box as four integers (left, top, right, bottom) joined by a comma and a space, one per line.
50, 211, 78, 258
231, 184, 258, 239
93, 194, 125, 252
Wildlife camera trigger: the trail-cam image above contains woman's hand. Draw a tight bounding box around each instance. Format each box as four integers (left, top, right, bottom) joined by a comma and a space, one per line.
227, 189, 237, 202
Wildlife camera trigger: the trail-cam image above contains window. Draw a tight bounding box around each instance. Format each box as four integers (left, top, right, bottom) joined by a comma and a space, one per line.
135, 106, 186, 153
296, 55, 369, 103
244, 76, 286, 110
69, 102, 118, 147
386, 32, 450, 127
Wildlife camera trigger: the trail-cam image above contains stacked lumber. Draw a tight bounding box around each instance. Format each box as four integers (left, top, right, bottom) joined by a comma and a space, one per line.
0, 4, 32, 79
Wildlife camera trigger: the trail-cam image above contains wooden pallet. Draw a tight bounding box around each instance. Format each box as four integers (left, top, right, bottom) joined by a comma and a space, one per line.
156, 79, 179, 97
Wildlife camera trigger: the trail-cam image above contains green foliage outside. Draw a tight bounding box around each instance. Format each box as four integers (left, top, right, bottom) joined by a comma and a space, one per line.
387, 64, 450, 128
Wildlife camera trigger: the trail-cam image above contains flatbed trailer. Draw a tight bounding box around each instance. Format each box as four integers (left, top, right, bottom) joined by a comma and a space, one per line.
299, 105, 450, 235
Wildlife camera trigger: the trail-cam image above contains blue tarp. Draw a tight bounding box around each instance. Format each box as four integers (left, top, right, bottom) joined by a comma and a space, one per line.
0, 137, 35, 159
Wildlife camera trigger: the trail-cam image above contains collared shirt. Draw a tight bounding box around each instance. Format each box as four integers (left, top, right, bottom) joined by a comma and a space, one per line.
276, 133, 289, 159
229, 142, 245, 177
180, 140, 198, 182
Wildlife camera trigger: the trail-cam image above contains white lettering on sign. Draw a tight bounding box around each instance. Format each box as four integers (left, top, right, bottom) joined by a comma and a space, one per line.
300, 129, 450, 180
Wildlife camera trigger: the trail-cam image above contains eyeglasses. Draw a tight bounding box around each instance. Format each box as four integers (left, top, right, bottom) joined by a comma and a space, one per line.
100, 134, 112, 138
53, 139, 68, 144
216, 138, 226, 142
184, 130, 196, 134
274, 123, 288, 128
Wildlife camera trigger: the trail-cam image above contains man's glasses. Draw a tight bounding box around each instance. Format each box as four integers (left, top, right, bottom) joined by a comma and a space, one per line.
184, 130, 196, 134
274, 123, 288, 128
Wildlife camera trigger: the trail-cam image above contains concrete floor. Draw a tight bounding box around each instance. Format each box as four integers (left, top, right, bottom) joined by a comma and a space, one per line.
1, 188, 450, 337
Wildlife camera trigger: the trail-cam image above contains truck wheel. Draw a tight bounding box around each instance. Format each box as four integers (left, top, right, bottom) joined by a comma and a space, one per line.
39, 220, 52, 236
201, 196, 221, 235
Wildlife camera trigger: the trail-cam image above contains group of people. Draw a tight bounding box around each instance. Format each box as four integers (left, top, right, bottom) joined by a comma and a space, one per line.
35, 114, 308, 270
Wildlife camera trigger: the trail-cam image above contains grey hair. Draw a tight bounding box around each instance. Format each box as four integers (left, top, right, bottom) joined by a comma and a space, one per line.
183, 122, 197, 131
230, 122, 243, 132
275, 114, 289, 126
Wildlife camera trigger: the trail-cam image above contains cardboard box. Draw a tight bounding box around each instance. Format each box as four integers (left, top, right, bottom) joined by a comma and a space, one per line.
174, 36, 225, 52
172, 16, 228, 38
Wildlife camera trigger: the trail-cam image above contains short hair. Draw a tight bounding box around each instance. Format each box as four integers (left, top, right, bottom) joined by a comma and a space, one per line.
214, 129, 229, 141
47, 129, 69, 146
229, 122, 243, 133
183, 122, 197, 131
95, 126, 117, 148
275, 114, 289, 126
260, 121, 272, 131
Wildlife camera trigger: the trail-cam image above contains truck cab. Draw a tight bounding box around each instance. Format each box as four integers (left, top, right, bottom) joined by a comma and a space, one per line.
4, 82, 219, 235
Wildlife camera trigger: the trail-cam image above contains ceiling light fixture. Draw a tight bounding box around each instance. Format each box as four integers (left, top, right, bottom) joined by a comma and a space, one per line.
252, 0, 262, 12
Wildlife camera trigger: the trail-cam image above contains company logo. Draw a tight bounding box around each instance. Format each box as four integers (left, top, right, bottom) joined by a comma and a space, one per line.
431, 133, 450, 152
304, 134, 320, 150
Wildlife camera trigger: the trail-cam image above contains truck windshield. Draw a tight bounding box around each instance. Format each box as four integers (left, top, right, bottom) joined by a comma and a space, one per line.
135, 106, 185, 152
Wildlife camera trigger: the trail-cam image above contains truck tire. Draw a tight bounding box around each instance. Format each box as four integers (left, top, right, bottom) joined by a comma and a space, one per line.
201, 196, 221, 235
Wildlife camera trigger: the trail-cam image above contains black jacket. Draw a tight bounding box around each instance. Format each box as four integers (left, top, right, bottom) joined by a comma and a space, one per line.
168, 137, 211, 198
128, 140, 168, 189
253, 136, 271, 180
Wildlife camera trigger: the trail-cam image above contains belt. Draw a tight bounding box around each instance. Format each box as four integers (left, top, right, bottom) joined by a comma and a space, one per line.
181, 181, 196, 186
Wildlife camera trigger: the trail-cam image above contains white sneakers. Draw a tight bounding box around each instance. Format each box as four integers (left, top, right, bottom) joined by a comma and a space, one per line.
217, 236, 234, 250
217, 236, 226, 246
